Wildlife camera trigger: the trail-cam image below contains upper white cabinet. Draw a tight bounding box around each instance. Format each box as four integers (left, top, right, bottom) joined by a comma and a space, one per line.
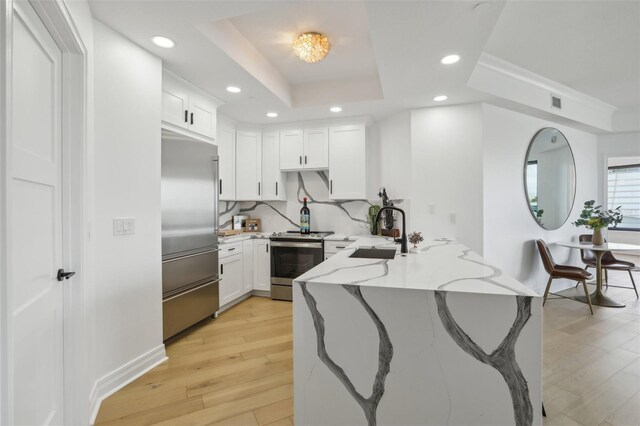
279, 129, 304, 170
279, 128, 328, 171
162, 71, 219, 140
303, 128, 329, 169
218, 125, 236, 201
235, 131, 262, 200
329, 123, 370, 200
261, 132, 286, 201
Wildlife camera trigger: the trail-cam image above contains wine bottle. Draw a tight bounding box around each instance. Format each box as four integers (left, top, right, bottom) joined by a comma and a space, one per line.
300, 197, 310, 234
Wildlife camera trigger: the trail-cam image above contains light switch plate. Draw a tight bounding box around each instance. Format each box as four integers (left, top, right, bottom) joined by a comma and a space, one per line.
113, 217, 136, 236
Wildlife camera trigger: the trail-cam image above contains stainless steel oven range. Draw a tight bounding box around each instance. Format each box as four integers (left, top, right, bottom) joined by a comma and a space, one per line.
270, 231, 333, 301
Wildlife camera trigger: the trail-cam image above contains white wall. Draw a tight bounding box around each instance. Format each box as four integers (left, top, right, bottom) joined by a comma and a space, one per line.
92, 18, 164, 395
482, 104, 598, 293
597, 132, 640, 246
377, 111, 412, 200
410, 104, 484, 254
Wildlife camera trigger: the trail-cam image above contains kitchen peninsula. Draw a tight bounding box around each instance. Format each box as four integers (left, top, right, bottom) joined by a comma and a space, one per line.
293, 238, 542, 426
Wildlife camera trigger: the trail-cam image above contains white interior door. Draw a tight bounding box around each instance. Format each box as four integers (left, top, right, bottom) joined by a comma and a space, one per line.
11, 2, 64, 424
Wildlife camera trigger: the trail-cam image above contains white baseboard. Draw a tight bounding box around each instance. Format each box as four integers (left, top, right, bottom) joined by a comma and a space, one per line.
88, 344, 167, 425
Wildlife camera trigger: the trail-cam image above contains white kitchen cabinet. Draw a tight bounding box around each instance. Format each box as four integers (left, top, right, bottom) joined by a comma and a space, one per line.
303, 128, 329, 169
242, 240, 254, 294
279, 128, 329, 171
162, 71, 219, 140
261, 132, 286, 200
219, 253, 243, 306
254, 239, 271, 291
235, 131, 262, 200
279, 129, 303, 170
329, 124, 368, 200
217, 125, 236, 201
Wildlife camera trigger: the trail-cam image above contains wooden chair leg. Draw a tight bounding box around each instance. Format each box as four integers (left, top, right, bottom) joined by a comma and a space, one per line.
581, 280, 594, 315
629, 270, 638, 298
543, 277, 553, 306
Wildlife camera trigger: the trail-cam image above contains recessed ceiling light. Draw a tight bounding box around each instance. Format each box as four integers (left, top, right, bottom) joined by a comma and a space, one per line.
226, 86, 241, 93
152, 36, 175, 48
433, 95, 448, 102
266, 112, 278, 118
329, 106, 342, 113
440, 54, 460, 65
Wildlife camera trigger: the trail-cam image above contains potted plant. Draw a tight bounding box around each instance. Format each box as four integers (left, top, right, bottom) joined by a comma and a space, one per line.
408, 231, 424, 253
572, 200, 623, 245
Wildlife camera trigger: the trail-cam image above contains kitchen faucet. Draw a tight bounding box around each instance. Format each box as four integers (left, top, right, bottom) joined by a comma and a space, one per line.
375, 206, 408, 254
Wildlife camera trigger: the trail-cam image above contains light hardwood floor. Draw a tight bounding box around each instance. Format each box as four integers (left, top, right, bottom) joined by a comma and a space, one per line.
96, 269, 639, 426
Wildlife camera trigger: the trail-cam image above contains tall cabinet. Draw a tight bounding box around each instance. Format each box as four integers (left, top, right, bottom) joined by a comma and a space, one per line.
217, 125, 236, 201
235, 131, 262, 200
328, 124, 368, 200
261, 132, 286, 201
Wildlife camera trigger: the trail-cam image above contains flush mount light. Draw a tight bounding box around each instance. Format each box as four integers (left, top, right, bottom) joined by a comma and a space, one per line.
433, 95, 448, 102
329, 106, 342, 113
293, 32, 331, 63
226, 86, 241, 93
152, 36, 175, 48
266, 112, 278, 118
440, 54, 460, 65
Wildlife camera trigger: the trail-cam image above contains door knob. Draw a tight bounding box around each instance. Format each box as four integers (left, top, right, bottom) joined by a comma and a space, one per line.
57, 269, 76, 282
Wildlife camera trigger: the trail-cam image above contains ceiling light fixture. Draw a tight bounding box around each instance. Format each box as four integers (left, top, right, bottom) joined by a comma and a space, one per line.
152, 36, 175, 48
329, 106, 342, 113
433, 95, 448, 102
292, 32, 331, 63
441, 54, 460, 64
226, 86, 241, 93
266, 112, 278, 118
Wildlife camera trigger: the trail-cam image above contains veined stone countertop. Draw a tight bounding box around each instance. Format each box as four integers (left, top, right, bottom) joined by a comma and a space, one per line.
295, 237, 539, 297
218, 232, 271, 244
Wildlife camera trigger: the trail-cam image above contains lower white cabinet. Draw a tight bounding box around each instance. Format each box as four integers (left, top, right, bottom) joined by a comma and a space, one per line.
254, 240, 271, 291
219, 253, 243, 306
242, 240, 254, 294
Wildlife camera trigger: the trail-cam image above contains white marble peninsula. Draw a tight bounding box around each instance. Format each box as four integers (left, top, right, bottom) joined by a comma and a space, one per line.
293, 238, 542, 426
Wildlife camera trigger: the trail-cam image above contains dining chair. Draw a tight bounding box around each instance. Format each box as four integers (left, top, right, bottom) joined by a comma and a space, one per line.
536, 240, 594, 314
578, 234, 638, 298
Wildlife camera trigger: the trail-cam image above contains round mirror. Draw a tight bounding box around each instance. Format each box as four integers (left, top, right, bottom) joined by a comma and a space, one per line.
524, 128, 576, 230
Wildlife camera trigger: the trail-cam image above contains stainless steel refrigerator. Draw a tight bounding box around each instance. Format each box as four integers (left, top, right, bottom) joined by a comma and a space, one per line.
161, 129, 219, 341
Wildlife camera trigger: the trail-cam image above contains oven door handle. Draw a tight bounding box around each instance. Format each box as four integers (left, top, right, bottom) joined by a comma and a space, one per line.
270, 241, 323, 249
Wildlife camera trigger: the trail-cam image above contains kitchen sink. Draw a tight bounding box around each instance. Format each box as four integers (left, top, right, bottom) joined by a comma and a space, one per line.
349, 248, 396, 259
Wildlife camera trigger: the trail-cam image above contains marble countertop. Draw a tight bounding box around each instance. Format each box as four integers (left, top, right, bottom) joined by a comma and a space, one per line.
295, 237, 538, 297
218, 232, 271, 244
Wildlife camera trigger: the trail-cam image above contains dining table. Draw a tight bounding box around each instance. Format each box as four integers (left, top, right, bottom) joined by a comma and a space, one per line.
556, 241, 640, 308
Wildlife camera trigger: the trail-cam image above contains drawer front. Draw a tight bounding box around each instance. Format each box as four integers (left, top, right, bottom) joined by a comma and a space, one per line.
324, 241, 351, 253
220, 242, 243, 258
162, 249, 218, 296
163, 280, 219, 340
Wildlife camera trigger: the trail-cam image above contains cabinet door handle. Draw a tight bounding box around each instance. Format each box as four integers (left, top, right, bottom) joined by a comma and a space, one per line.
330, 180, 333, 194
266, 244, 269, 253
190, 112, 194, 125
221, 264, 224, 274
299, 156, 302, 165
219, 179, 222, 195
184, 110, 188, 123
258, 182, 261, 196
304, 155, 307, 164
228, 247, 236, 251
275, 181, 278, 196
